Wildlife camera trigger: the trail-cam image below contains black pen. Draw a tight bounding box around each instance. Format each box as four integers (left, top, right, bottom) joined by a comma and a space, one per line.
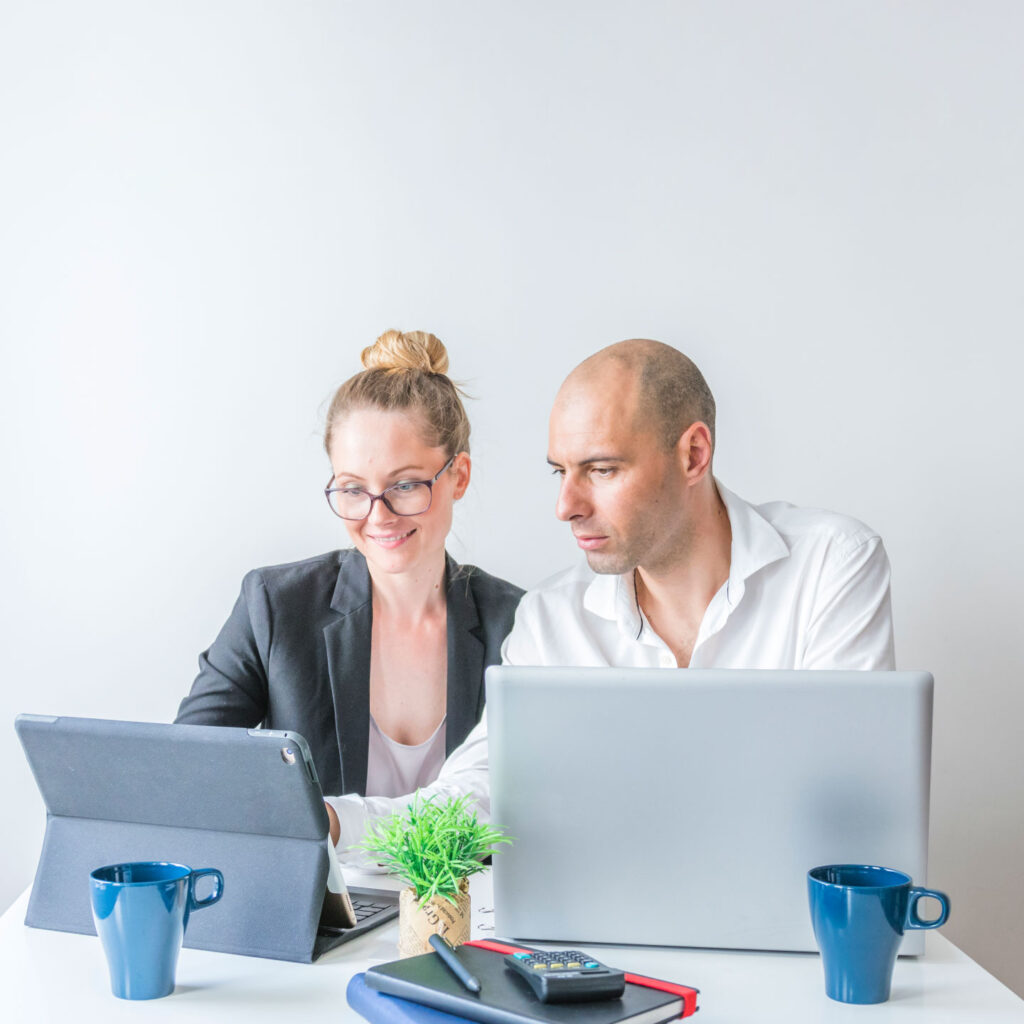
428, 933, 481, 994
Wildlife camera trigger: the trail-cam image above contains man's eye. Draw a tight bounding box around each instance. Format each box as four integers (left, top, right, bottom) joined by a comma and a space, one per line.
550, 467, 565, 477
591, 466, 616, 478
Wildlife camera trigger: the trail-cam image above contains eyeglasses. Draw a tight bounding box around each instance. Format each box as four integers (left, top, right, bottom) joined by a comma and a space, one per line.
324, 455, 457, 521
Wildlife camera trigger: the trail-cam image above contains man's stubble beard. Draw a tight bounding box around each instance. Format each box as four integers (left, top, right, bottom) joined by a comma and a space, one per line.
584, 514, 695, 578
584, 549, 638, 576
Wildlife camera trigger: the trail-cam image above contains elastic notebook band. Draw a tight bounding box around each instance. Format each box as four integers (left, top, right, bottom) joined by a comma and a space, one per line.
465, 938, 533, 955
623, 973, 700, 1018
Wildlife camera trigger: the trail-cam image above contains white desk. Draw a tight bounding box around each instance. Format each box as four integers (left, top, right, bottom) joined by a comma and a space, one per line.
2, 871, 1023, 1023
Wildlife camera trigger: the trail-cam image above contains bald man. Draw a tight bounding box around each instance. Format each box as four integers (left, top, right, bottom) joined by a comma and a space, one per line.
503, 339, 895, 670
333, 341, 894, 855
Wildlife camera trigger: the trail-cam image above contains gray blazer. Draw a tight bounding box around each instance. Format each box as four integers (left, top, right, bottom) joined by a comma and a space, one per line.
175, 549, 523, 797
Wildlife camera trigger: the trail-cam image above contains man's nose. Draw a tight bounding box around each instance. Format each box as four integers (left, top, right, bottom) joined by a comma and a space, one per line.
555, 476, 587, 522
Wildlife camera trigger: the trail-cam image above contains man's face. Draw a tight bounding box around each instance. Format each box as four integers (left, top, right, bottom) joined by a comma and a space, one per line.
547, 372, 690, 576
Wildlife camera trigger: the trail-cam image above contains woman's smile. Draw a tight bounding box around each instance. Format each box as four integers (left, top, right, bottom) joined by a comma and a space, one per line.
368, 528, 417, 549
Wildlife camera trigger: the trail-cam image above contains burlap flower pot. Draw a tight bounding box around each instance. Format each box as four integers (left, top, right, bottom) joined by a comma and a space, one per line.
397, 877, 471, 958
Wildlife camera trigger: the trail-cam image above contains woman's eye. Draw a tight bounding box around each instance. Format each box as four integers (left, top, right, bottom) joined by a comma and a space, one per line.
339, 487, 364, 496
392, 482, 417, 493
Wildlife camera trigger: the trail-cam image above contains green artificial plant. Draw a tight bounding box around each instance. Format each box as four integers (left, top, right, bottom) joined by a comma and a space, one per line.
358, 794, 511, 906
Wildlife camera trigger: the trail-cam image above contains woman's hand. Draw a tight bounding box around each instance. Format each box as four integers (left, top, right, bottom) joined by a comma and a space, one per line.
324, 801, 340, 845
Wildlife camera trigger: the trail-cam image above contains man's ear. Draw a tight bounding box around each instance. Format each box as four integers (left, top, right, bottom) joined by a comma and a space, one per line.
452, 452, 472, 500
676, 422, 713, 484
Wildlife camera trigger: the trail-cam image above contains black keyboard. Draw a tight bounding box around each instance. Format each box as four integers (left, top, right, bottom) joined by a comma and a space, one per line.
317, 885, 400, 947
352, 897, 394, 923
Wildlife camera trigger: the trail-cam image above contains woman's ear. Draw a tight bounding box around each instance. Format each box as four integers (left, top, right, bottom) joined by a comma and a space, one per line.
452, 452, 472, 500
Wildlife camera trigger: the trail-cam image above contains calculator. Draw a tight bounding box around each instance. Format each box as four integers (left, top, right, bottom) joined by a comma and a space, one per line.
504, 949, 627, 1003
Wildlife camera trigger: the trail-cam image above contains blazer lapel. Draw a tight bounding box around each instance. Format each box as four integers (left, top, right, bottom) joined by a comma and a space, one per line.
323, 550, 373, 796
322, 551, 486, 794
444, 555, 485, 755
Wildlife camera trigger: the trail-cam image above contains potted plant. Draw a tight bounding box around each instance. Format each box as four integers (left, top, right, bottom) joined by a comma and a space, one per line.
358, 794, 511, 957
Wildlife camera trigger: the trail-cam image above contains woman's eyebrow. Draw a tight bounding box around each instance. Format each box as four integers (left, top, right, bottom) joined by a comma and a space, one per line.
332, 465, 427, 483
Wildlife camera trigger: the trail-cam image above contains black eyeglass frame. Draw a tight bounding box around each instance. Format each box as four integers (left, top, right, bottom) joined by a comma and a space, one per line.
324, 454, 458, 521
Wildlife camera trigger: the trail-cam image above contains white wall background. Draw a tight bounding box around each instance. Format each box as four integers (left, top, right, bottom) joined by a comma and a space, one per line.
2, 0, 1022, 996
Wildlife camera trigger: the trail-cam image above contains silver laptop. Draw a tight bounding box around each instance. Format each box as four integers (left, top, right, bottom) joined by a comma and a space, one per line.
488, 668, 933, 954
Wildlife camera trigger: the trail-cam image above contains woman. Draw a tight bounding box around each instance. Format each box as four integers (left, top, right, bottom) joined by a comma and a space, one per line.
175, 330, 523, 854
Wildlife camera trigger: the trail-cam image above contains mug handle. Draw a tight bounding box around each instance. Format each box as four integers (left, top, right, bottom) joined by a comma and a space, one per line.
905, 887, 950, 929
189, 868, 225, 912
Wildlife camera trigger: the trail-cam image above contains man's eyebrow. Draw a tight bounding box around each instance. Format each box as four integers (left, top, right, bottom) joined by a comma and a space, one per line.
545, 455, 627, 468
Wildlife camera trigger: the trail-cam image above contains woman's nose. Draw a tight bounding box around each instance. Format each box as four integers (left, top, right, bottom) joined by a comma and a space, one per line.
367, 493, 400, 524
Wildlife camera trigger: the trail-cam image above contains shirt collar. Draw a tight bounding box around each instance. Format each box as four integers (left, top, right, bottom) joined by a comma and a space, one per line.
715, 480, 790, 605
582, 479, 790, 628
583, 567, 641, 637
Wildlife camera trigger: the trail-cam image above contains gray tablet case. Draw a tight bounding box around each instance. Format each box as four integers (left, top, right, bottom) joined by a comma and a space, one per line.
15, 714, 393, 962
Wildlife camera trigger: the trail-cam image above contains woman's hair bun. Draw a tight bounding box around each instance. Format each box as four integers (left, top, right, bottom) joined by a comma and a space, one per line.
361, 330, 449, 375
325, 328, 469, 455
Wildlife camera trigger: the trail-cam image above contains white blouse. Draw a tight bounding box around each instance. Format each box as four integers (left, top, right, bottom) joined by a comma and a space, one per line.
364, 714, 448, 799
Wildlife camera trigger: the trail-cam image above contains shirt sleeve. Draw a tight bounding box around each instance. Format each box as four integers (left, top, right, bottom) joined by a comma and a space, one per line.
325, 712, 490, 863
802, 535, 896, 670
499, 590, 546, 666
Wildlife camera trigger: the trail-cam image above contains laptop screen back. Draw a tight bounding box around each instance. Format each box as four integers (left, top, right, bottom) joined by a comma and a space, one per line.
488, 668, 933, 954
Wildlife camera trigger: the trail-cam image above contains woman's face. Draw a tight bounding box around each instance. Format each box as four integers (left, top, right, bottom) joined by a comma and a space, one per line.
327, 408, 470, 580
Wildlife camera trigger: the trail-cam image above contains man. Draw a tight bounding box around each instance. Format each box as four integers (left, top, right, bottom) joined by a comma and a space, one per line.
334, 339, 893, 855
503, 338, 894, 669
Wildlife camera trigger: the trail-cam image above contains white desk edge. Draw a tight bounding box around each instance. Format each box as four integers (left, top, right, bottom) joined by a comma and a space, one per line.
2, 871, 1022, 1023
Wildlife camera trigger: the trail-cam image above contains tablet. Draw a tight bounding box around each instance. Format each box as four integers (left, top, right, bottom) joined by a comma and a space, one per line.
16, 714, 398, 962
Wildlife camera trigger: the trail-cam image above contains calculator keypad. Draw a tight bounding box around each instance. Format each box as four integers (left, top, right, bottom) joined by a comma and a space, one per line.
505, 949, 626, 1003
511, 951, 605, 973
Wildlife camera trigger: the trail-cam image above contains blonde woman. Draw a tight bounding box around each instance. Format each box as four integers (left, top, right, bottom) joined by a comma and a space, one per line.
175, 331, 523, 853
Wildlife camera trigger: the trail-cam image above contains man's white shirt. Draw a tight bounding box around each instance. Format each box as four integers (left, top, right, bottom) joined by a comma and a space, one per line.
501, 482, 895, 671
330, 481, 894, 852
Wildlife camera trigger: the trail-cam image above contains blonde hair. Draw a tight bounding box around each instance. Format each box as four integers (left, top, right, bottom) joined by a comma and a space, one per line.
324, 330, 470, 456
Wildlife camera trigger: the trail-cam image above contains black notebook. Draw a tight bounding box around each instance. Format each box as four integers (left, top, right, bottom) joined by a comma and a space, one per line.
365, 944, 687, 1024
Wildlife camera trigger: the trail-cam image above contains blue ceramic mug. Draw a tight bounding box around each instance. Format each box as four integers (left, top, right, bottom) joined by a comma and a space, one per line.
808, 864, 950, 1004
89, 861, 224, 1000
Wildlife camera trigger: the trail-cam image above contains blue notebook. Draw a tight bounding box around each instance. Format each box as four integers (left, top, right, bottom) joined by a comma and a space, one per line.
348, 973, 473, 1024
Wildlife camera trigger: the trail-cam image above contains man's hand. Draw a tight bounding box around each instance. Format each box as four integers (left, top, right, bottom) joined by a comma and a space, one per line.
324, 800, 340, 845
